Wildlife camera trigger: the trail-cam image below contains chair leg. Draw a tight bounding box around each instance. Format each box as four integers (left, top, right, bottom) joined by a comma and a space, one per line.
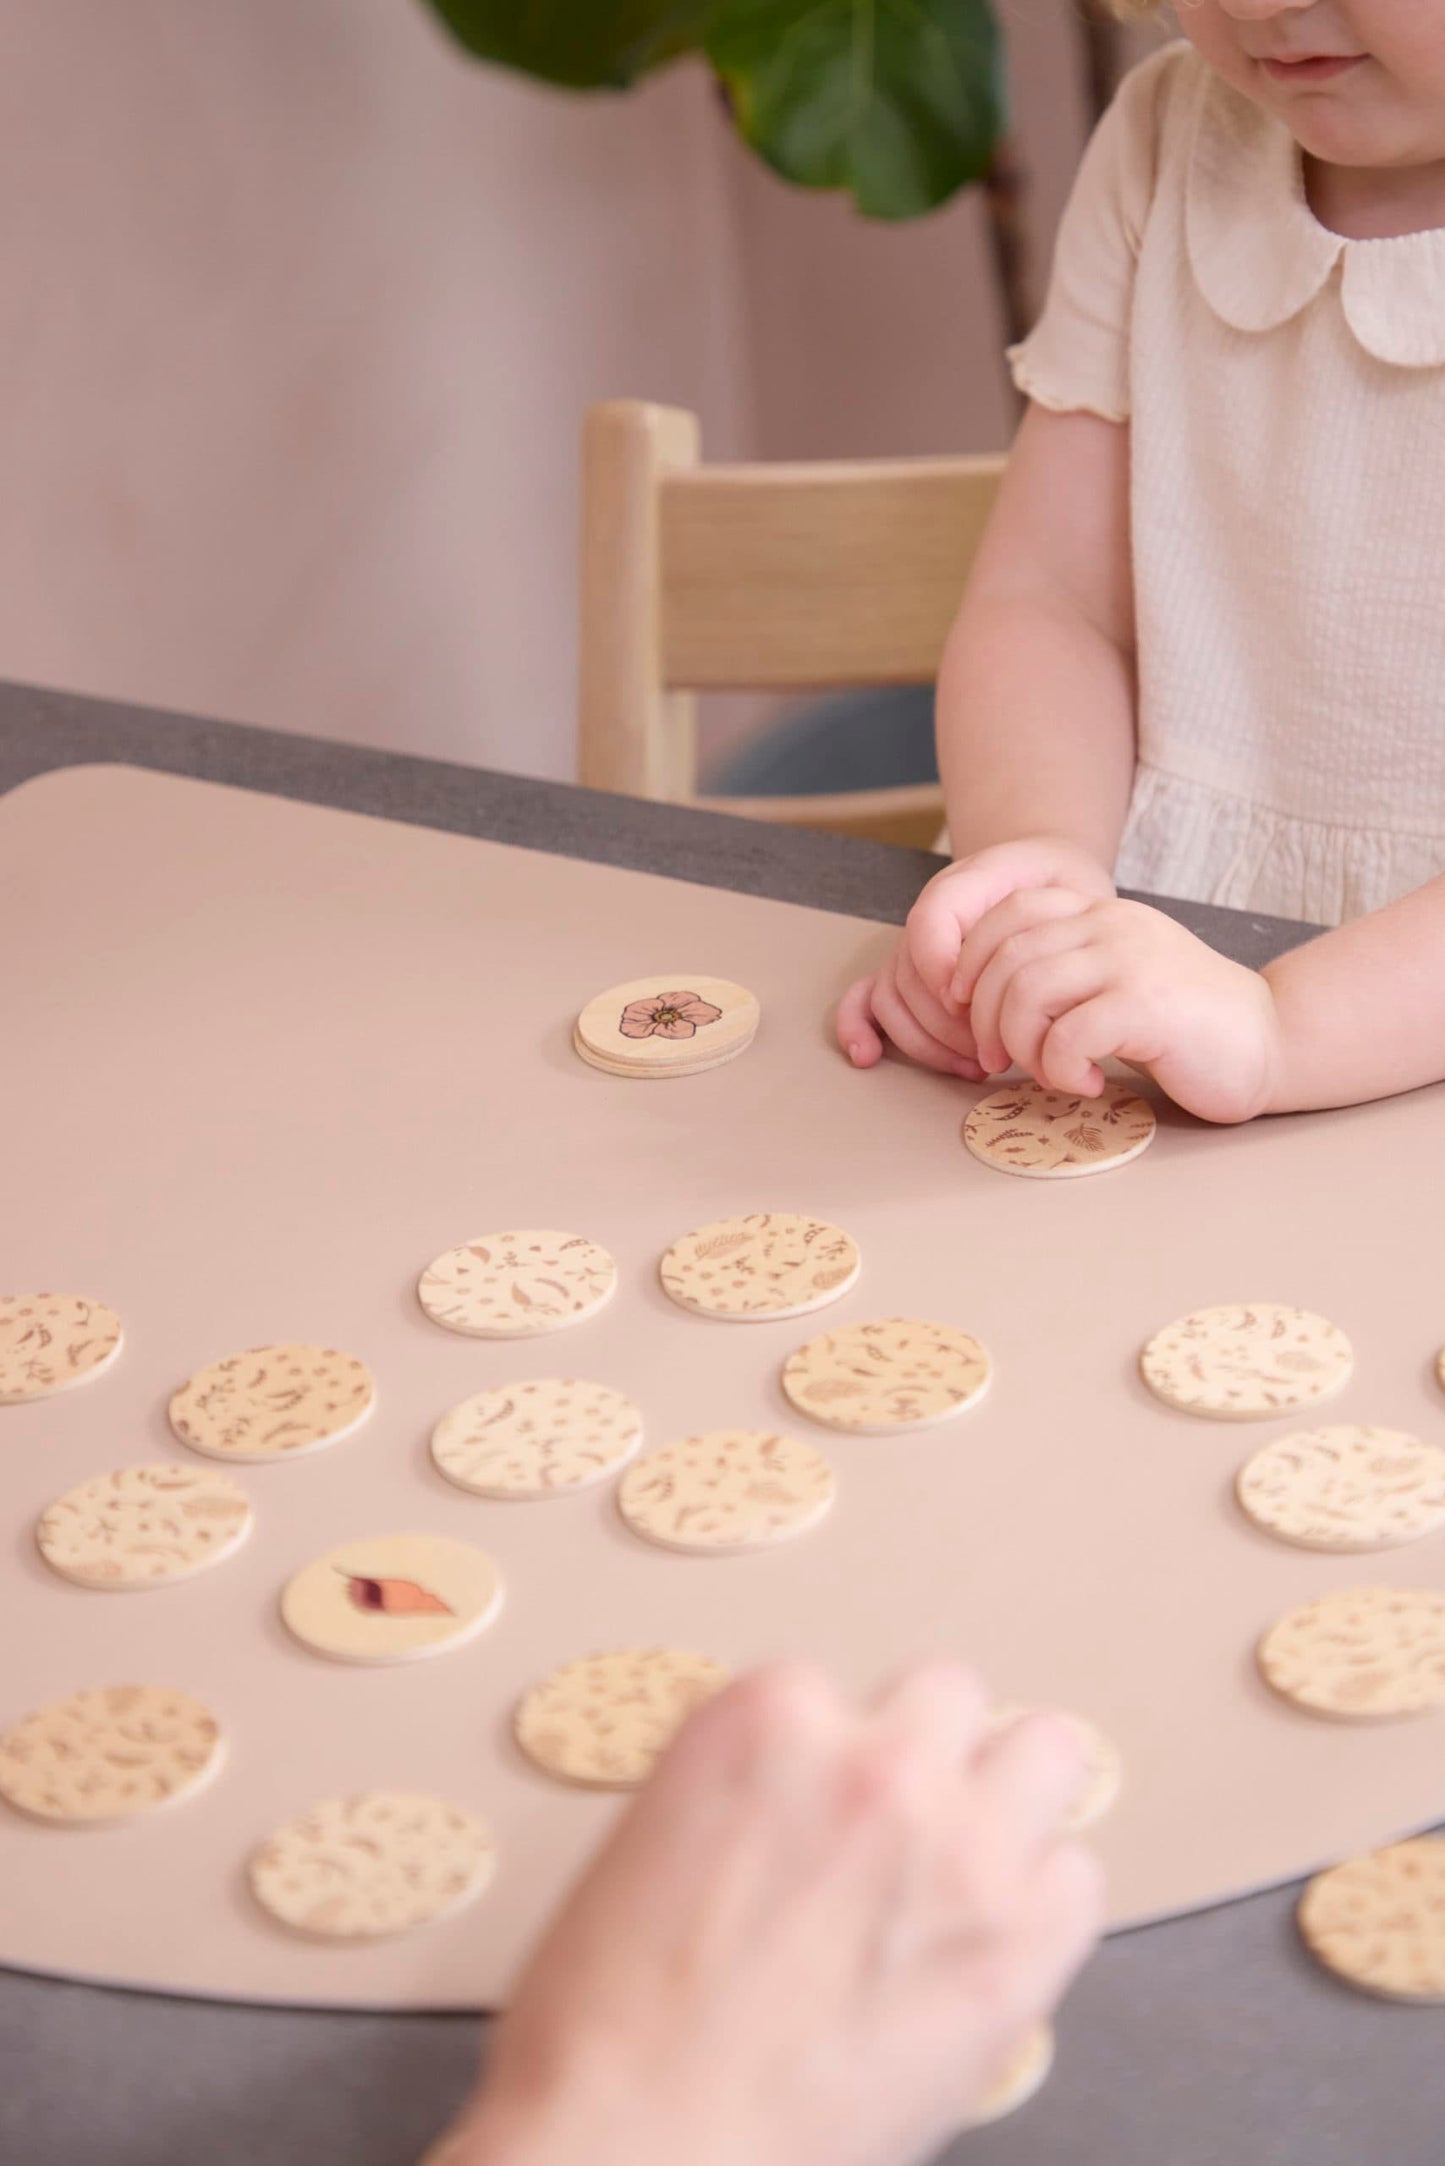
578, 400, 700, 800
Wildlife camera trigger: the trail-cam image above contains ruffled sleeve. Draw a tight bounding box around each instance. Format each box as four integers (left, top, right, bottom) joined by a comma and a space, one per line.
1007, 43, 1183, 423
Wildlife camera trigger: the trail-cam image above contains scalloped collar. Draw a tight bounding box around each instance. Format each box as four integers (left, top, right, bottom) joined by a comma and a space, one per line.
1186, 64, 1445, 368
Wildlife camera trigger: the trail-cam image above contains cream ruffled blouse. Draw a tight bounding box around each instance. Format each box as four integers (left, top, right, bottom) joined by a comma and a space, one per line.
1007, 41, 1445, 926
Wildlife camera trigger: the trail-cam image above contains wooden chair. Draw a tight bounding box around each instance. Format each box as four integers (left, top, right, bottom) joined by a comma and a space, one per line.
578, 401, 1005, 849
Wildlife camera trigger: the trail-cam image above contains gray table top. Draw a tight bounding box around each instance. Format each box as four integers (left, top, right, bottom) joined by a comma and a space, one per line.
4, 680, 1436, 2166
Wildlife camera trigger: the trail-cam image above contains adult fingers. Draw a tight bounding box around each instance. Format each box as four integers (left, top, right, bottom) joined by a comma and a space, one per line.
975, 1842, 1105, 2039
951, 887, 1096, 1011
966, 1712, 1092, 1881
929, 1841, 1103, 2064
658, 1659, 848, 1807
867, 1660, 993, 1777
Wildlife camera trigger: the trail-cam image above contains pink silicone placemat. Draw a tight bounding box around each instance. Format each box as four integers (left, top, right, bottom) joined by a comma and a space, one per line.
3, 763, 1445, 2011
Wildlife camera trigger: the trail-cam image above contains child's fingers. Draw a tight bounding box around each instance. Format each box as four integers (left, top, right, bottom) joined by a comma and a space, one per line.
949, 888, 1095, 1010
867, 971, 983, 1077
1038, 994, 1129, 1097
909, 840, 1113, 1003
894, 944, 983, 1077
905, 871, 1012, 998
994, 953, 1109, 1081
836, 975, 887, 1067
968, 918, 1099, 1074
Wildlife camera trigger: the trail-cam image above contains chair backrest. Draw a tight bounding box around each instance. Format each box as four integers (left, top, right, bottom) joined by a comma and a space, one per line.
578, 399, 1004, 844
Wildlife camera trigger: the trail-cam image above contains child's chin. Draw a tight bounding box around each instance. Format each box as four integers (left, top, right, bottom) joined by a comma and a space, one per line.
1255, 72, 1416, 170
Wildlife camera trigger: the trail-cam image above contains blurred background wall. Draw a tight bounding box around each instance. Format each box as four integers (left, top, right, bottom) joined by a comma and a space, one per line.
0, 0, 1161, 780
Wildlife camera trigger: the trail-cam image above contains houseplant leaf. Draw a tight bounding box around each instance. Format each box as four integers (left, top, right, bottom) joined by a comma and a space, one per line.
423, 0, 712, 90
708, 0, 1006, 218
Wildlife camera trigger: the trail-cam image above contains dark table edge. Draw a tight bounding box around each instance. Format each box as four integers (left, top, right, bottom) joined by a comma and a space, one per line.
0, 679, 1317, 964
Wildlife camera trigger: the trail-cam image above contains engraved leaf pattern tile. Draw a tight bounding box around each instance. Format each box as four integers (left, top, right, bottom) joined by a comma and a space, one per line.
431, 1378, 642, 1498
417, 1231, 617, 1339
1236, 1427, 1445, 1552
1141, 1304, 1353, 1420
0, 1292, 123, 1404
964, 1080, 1156, 1179
515, 1648, 730, 1788
1257, 1586, 1445, 1719
1299, 1839, 1445, 2001
0, 1685, 223, 1822
660, 1212, 861, 1321
169, 1345, 375, 1461
36, 1463, 252, 1588
782, 1317, 991, 1433
250, 1791, 496, 1939
618, 1430, 835, 1552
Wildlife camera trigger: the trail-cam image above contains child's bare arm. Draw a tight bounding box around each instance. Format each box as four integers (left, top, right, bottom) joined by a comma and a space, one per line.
936, 400, 1137, 878
837, 402, 1139, 1068
1262, 878, 1445, 1112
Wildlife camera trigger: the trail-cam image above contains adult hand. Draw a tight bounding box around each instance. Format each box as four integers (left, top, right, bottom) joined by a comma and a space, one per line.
430, 1661, 1101, 2166
955, 890, 1282, 1123
836, 836, 1114, 1074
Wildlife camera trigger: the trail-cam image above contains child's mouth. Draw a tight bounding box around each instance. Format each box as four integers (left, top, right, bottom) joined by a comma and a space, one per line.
1260, 54, 1365, 85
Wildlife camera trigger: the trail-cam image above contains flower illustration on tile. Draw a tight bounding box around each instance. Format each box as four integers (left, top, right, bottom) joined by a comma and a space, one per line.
618, 990, 724, 1040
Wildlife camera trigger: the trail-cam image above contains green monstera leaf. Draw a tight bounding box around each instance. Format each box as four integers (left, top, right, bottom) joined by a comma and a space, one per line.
424, 0, 711, 90
708, 0, 1005, 220
420, 0, 1007, 218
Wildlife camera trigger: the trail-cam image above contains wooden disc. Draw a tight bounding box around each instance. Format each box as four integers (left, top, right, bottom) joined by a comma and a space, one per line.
431, 1378, 642, 1498
36, 1463, 252, 1589
1299, 1839, 1445, 2001
1257, 1586, 1445, 1720
515, 1648, 730, 1788
964, 1080, 1155, 1178
418, 1231, 616, 1338
782, 1317, 991, 1434
1141, 1304, 1352, 1420
966, 2025, 1055, 2126
169, 1345, 375, 1461
660, 1212, 860, 1321
618, 1430, 835, 1552
250, 1792, 496, 1940
575, 974, 759, 1074
1236, 1427, 1445, 1552
0, 1685, 223, 1824
0, 1293, 122, 1404
281, 1534, 503, 1665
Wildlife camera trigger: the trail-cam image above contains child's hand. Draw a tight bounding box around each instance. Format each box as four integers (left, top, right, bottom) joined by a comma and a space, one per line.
955, 891, 1283, 1125
835, 836, 1114, 1073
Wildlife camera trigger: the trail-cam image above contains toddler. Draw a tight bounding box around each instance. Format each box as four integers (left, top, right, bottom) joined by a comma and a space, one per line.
838, 1, 1445, 1124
